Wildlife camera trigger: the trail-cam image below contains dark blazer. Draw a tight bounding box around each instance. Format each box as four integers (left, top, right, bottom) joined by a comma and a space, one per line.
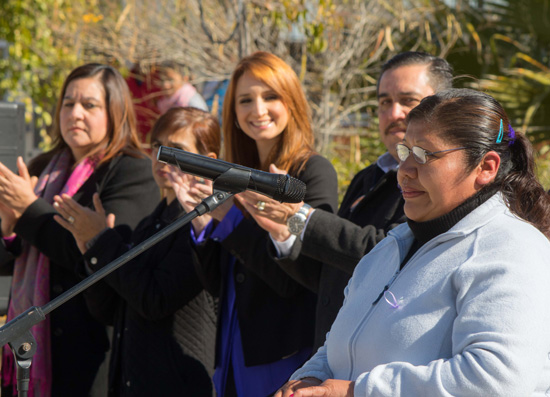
81, 199, 216, 397
275, 162, 406, 350
193, 155, 339, 367
0, 153, 159, 396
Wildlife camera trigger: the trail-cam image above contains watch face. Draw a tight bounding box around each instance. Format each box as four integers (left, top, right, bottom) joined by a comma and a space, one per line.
288, 215, 305, 235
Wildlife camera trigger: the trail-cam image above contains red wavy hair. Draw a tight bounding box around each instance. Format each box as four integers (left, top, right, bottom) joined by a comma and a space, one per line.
222, 51, 315, 174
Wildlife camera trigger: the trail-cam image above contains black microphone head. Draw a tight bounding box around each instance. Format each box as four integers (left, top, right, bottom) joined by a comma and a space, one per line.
274, 175, 306, 203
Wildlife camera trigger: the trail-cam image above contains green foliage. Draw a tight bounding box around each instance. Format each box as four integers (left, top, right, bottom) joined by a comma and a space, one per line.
3, 0, 550, 192
0, 0, 93, 151
535, 144, 550, 190
456, 1, 550, 144
442, 1, 550, 185
330, 155, 369, 203
267, 0, 334, 54
325, 130, 386, 203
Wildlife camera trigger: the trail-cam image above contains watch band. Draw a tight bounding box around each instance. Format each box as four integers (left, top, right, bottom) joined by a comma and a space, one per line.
287, 203, 312, 236
296, 203, 311, 217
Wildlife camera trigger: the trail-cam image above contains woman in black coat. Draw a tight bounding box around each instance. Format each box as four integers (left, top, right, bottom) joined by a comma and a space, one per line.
0, 64, 159, 396
182, 52, 339, 397
53, 107, 220, 396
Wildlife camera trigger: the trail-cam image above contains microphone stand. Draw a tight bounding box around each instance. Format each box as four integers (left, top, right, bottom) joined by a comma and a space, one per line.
0, 167, 251, 396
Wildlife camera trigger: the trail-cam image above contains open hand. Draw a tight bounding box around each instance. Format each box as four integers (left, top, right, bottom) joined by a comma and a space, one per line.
169, 166, 206, 213
235, 164, 302, 225
235, 193, 295, 241
233, 163, 302, 241
274, 378, 323, 397
0, 157, 38, 217
167, 167, 220, 234
275, 378, 355, 397
53, 192, 115, 253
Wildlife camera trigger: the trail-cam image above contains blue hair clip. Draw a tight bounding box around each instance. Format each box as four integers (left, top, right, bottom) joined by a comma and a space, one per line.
496, 119, 504, 144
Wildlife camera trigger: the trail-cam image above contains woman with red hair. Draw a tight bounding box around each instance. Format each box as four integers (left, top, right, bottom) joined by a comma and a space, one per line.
185, 51, 338, 396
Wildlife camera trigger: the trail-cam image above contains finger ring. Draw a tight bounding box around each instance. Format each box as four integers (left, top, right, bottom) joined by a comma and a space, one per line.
256, 201, 266, 211
67, 216, 75, 224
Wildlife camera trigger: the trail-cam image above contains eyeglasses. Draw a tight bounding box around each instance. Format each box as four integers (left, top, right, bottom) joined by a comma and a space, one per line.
395, 143, 470, 164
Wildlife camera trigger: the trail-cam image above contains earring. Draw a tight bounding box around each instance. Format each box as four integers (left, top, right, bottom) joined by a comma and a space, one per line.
235, 120, 241, 130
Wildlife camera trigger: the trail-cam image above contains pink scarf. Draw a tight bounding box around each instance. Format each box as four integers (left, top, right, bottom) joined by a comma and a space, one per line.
1, 149, 99, 397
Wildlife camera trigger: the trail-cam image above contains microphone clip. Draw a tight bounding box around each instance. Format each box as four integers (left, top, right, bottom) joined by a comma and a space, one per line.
193, 168, 250, 216
212, 167, 251, 195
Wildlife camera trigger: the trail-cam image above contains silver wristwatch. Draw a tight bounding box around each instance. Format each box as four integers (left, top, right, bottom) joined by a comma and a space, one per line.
286, 204, 312, 236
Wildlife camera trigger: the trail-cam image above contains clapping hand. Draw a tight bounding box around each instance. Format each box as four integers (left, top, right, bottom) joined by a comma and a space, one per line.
235, 164, 302, 242
0, 157, 38, 237
0, 157, 38, 213
167, 166, 234, 235
53, 193, 115, 253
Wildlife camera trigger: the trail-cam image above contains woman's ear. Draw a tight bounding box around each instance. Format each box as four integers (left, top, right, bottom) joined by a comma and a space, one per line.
206, 152, 217, 159
475, 151, 500, 187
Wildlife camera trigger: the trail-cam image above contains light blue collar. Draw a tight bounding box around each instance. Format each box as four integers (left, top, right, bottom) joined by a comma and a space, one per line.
376, 152, 399, 173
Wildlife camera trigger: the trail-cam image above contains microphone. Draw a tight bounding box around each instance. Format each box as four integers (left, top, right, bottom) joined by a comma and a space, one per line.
157, 146, 306, 203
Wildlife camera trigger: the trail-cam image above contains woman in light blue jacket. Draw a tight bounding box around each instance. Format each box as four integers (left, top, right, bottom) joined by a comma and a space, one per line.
276, 88, 550, 397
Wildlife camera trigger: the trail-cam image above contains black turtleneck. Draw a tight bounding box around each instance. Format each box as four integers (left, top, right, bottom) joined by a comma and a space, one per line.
400, 187, 498, 269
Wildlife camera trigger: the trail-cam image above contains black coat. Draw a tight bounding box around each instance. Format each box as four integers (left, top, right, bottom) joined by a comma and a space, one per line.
82, 199, 216, 396
275, 162, 406, 350
193, 155, 339, 367
0, 153, 159, 396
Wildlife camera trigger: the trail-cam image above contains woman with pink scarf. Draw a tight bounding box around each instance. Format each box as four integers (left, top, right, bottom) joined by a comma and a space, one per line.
0, 64, 159, 396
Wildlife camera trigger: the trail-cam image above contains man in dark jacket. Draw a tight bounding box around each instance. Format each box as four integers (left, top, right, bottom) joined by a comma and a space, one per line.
271, 52, 455, 350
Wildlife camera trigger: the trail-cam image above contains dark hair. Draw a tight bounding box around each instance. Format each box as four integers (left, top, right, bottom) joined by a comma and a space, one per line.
157, 60, 188, 77
377, 52, 454, 96
407, 88, 550, 238
222, 51, 314, 173
44, 63, 143, 167
151, 107, 221, 157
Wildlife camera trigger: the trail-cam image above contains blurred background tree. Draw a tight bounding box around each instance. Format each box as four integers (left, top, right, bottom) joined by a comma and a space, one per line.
1, 0, 549, 195
0, 0, 100, 152
444, 0, 550, 186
